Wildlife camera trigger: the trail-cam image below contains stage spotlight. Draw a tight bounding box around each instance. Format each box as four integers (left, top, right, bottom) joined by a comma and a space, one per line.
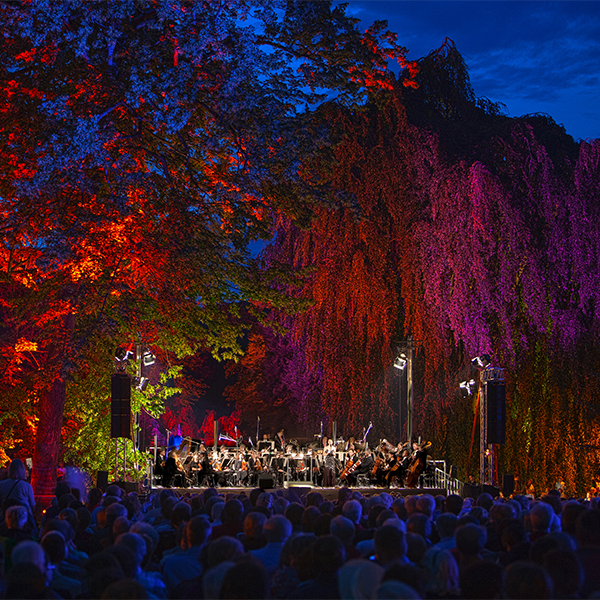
137, 377, 149, 391
471, 354, 491, 368
142, 351, 156, 366
115, 345, 134, 361
394, 354, 407, 370
460, 379, 477, 397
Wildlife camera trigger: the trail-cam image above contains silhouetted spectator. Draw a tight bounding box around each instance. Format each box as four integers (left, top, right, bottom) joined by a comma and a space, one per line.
505, 561, 553, 599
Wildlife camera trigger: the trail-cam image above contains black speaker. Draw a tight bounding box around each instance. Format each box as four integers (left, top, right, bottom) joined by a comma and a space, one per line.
486, 382, 506, 444
462, 484, 481, 499
96, 470, 109, 491
258, 475, 274, 490
482, 484, 501, 498
502, 473, 514, 497
111, 373, 131, 439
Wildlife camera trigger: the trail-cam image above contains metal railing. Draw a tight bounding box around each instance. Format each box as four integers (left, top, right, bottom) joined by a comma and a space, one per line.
423, 460, 464, 495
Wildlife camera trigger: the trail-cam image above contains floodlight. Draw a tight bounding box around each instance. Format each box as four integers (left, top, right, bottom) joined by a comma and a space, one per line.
471, 354, 491, 368
142, 351, 156, 366
459, 379, 478, 398
137, 377, 149, 391
394, 354, 407, 370
115, 345, 134, 361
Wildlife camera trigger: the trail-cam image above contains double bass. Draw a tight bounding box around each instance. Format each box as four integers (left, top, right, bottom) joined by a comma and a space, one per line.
405, 441, 432, 488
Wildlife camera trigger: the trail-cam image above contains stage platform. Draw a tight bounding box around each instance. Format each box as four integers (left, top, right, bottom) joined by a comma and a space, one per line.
149, 485, 448, 500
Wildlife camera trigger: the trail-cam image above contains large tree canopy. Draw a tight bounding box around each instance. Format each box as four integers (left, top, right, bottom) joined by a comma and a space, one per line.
0, 0, 417, 491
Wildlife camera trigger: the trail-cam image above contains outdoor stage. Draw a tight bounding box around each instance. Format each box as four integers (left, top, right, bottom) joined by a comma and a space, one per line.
150, 485, 448, 500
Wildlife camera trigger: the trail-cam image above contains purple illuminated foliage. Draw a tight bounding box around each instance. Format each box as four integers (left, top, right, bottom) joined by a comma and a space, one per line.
229, 44, 600, 493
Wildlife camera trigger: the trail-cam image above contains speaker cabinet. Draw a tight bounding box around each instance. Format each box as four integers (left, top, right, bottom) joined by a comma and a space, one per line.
502, 473, 514, 497
486, 382, 506, 444
96, 470, 109, 491
111, 373, 131, 439
258, 475, 274, 490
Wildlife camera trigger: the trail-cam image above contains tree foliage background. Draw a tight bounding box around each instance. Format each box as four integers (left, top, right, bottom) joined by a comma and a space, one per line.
0, 0, 416, 491
226, 40, 600, 496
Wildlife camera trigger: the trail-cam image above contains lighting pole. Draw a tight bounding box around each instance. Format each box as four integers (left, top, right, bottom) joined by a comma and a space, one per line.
474, 358, 505, 486
396, 338, 418, 444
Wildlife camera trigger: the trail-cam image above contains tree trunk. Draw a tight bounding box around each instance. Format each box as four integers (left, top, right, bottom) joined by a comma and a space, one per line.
31, 374, 67, 496
31, 313, 75, 497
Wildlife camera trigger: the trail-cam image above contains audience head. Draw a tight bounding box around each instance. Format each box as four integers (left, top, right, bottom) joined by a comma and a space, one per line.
185, 515, 212, 547
460, 560, 504, 599
455, 523, 486, 556
375, 525, 407, 566
530, 501, 554, 534
313, 535, 346, 575
342, 500, 362, 524
8, 458, 28, 481
330, 515, 356, 548
505, 561, 553, 599
5, 505, 28, 531
436, 512, 458, 539
263, 514, 292, 543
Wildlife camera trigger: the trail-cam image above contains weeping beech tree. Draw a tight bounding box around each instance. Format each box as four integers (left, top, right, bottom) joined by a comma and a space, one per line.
227, 40, 600, 495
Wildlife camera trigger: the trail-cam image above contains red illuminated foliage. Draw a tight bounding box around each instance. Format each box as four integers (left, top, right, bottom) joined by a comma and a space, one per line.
0, 0, 411, 493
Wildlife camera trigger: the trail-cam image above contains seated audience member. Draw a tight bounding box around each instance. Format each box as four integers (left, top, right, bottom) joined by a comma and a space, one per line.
543, 548, 583, 599
454, 523, 486, 576
374, 525, 409, 567
8, 540, 59, 599
211, 499, 244, 540
1, 504, 31, 544
220, 556, 269, 600
529, 502, 554, 543
250, 514, 292, 577
574, 509, 600, 597
460, 560, 504, 599
337, 559, 384, 600
41, 531, 83, 599
115, 532, 167, 599
421, 546, 460, 599
239, 512, 266, 551
497, 518, 531, 566
434, 513, 458, 551
505, 560, 553, 599
289, 535, 345, 599
161, 516, 211, 594
271, 533, 317, 599
330, 515, 361, 560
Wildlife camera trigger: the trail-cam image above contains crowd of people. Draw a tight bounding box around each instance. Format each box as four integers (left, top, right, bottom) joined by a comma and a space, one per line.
1, 457, 600, 598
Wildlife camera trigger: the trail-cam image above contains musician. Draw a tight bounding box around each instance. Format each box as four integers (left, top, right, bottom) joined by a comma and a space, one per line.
275, 429, 286, 451
322, 440, 336, 487
271, 450, 286, 487
342, 448, 360, 487
357, 448, 374, 478
198, 451, 216, 487
345, 437, 357, 453
216, 449, 233, 487
233, 452, 248, 486
258, 434, 273, 452
162, 450, 183, 488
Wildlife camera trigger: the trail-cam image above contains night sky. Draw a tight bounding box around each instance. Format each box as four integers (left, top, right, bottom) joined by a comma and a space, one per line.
347, 1, 600, 141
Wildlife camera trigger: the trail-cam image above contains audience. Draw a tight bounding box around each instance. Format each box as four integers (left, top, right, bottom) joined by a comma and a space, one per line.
7, 467, 600, 600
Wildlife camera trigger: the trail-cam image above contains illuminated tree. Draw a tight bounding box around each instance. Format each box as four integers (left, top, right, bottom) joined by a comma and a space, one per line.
0, 0, 416, 493
236, 40, 600, 494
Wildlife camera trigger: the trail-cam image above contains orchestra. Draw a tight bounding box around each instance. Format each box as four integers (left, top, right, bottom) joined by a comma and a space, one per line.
151, 429, 433, 490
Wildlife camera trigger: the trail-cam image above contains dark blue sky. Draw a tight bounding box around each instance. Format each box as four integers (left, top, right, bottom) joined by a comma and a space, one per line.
347, 1, 600, 141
